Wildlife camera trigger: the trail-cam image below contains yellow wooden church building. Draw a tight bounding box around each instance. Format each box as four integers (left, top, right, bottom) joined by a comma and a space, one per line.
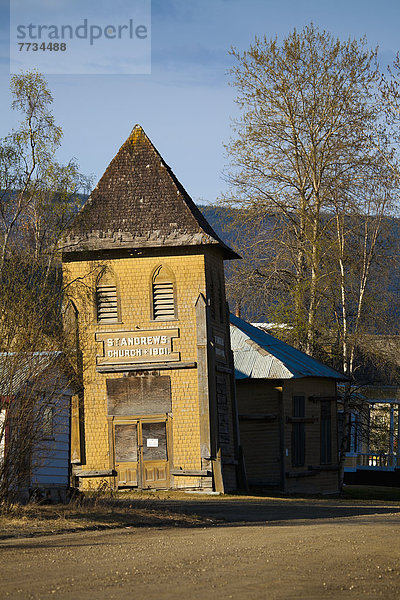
62, 125, 240, 492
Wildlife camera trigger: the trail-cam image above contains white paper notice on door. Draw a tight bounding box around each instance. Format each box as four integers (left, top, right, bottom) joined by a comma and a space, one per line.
147, 438, 159, 447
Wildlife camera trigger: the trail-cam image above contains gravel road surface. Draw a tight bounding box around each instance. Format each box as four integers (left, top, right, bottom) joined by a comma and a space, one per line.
1, 499, 399, 599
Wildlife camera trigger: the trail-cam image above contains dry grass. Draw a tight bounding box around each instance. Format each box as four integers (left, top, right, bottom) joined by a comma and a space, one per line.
1, 486, 399, 540
0, 491, 212, 539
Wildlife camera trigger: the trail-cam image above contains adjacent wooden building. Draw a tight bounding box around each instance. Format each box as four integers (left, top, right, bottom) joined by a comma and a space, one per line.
62, 125, 240, 492
230, 315, 345, 494
0, 352, 74, 502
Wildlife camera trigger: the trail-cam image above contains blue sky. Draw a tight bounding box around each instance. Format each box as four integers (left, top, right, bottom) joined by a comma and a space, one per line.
1, 0, 400, 203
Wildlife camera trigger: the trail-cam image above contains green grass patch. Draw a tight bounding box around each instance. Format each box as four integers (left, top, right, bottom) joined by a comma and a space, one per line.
342, 485, 400, 501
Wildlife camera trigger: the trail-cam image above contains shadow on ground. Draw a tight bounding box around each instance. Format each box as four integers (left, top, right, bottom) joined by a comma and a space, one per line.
2, 489, 400, 546
126, 494, 400, 526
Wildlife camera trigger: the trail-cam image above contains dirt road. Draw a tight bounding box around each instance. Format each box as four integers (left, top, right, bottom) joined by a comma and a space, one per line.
1, 499, 400, 599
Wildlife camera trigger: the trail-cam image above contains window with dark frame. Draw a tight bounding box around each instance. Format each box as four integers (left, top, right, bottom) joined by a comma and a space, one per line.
320, 399, 332, 464
291, 395, 305, 467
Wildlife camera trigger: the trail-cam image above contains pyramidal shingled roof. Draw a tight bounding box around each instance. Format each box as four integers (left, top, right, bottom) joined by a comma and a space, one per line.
63, 125, 238, 258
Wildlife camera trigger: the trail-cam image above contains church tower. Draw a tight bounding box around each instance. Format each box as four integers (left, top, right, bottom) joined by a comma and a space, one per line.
62, 125, 240, 492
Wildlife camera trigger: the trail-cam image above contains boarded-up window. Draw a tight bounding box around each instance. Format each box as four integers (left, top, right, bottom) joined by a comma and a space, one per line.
152, 266, 176, 321
96, 270, 119, 323
142, 422, 167, 461
320, 400, 332, 464
115, 423, 138, 462
107, 376, 172, 416
291, 395, 305, 467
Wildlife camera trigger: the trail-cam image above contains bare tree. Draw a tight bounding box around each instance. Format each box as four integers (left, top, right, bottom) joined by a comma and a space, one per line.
0, 72, 90, 508
221, 25, 393, 351
220, 25, 400, 488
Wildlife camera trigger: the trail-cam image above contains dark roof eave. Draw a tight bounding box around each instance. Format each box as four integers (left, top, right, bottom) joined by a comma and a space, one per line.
61, 235, 240, 260
236, 373, 347, 382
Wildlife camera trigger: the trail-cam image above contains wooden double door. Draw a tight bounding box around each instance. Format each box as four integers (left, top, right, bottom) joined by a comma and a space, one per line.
113, 419, 169, 489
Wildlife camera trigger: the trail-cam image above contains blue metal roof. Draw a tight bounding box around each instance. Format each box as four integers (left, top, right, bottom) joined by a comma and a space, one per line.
230, 314, 346, 381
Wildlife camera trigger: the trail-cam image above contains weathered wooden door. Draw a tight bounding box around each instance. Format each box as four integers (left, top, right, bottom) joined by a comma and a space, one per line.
114, 419, 169, 489
114, 421, 139, 487
140, 421, 169, 488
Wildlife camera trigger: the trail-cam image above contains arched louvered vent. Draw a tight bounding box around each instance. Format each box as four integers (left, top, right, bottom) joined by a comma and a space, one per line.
96, 270, 119, 323
152, 266, 176, 321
